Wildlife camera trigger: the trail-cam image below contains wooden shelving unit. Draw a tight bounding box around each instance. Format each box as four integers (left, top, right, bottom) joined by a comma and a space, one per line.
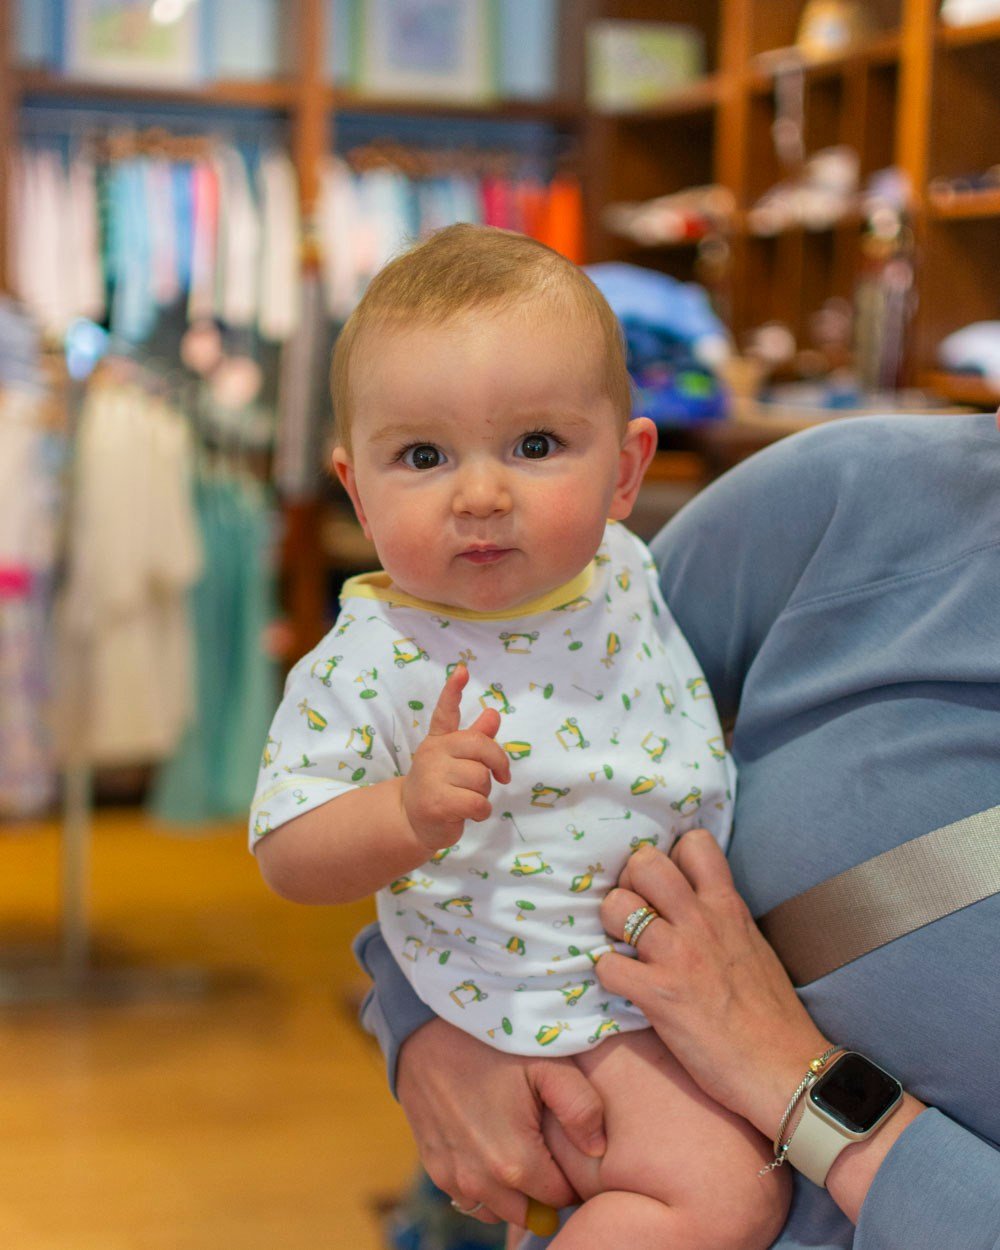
13, 67, 299, 110
581, 0, 999, 404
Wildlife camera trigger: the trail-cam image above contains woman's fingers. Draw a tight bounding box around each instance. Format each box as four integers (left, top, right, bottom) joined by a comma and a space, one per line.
668, 827, 735, 894
396, 1020, 588, 1228
603, 846, 699, 936
531, 1054, 607, 1160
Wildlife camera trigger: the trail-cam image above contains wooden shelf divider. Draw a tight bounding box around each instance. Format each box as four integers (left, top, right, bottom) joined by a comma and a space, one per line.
927, 187, 1000, 220
14, 68, 298, 110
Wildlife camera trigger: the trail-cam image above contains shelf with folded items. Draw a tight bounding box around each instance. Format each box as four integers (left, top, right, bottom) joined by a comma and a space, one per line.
926, 187, 1000, 220
13, 68, 298, 111
936, 16, 1000, 48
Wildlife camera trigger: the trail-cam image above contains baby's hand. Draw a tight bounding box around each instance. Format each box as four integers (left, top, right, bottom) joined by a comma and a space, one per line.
403, 665, 511, 851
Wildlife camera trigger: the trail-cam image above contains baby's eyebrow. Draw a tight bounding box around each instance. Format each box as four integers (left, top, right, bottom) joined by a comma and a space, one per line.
367, 423, 432, 445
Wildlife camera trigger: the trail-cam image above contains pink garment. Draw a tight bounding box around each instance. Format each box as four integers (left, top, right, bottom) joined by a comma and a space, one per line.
0, 568, 31, 599
480, 176, 513, 229
187, 161, 220, 323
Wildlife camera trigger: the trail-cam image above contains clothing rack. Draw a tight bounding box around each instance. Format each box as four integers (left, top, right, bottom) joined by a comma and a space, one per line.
0, 361, 213, 1005
17, 99, 290, 150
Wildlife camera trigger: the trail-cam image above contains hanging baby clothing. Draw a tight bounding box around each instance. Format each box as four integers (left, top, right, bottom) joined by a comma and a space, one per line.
257, 149, 302, 343
56, 379, 203, 767
0, 386, 62, 819
150, 471, 278, 824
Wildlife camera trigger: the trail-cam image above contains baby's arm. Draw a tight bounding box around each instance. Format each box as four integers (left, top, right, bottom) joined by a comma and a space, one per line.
255, 665, 510, 904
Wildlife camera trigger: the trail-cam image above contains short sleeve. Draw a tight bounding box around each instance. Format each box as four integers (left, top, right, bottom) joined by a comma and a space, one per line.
248, 638, 398, 847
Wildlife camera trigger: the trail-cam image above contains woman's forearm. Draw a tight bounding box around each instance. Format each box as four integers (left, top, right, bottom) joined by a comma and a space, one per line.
254, 778, 429, 903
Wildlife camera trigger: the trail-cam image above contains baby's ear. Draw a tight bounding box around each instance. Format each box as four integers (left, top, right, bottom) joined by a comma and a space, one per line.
331, 447, 371, 540
608, 417, 657, 521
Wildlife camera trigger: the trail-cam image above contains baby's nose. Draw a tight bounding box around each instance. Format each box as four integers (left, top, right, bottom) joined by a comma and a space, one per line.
453, 463, 512, 517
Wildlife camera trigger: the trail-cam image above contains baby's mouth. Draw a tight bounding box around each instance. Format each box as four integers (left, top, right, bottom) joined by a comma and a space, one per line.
459, 546, 512, 565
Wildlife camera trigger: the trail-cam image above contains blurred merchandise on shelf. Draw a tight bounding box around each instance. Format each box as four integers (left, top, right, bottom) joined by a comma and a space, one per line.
586, 264, 731, 426
602, 185, 735, 248
854, 169, 915, 392
937, 323, 1000, 386
587, 20, 704, 112
795, 2, 874, 58
939, 0, 1000, 25
747, 146, 859, 235
0, 300, 65, 819
928, 166, 1000, 201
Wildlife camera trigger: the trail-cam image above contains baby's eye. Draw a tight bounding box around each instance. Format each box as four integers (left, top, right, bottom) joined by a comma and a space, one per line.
516, 433, 557, 460
402, 444, 444, 470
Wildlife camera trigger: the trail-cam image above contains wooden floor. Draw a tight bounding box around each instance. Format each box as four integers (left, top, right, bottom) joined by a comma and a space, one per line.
0, 809, 417, 1249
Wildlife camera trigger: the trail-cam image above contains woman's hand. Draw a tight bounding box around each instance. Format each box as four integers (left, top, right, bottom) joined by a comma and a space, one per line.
597, 831, 830, 1141
396, 1016, 606, 1228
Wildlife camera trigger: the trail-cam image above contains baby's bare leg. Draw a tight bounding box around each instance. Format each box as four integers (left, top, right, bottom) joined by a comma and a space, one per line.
541, 1029, 789, 1250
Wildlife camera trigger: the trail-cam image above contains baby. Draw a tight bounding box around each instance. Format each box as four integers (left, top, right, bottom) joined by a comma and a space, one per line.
251, 224, 788, 1249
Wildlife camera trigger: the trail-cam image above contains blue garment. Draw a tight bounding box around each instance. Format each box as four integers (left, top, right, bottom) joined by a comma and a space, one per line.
355, 412, 1000, 1248
585, 264, 729, 424
585, 262, 728, 358
151, 475, 278, 823
108, 160, 156, 344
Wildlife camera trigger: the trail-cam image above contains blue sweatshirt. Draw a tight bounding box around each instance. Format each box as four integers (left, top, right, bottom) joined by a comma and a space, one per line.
356, 412, 1000, 1249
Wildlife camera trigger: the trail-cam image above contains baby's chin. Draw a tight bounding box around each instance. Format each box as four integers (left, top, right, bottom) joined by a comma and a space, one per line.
391, 574, 557, 617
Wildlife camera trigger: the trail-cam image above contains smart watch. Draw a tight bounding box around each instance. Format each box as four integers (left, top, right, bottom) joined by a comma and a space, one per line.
785, 1050, 903, 1186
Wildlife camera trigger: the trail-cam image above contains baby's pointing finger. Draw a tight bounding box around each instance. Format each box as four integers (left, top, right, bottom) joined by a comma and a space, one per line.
428, 664, 469, 736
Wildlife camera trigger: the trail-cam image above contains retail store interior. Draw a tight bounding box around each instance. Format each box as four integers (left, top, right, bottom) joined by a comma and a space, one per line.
1, 1, 998, 1246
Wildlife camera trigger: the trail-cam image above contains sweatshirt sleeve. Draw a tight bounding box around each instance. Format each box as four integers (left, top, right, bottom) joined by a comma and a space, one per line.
854, 1110, 1000, 1249
648, 422, 847, 721
352, 921, 435, 1096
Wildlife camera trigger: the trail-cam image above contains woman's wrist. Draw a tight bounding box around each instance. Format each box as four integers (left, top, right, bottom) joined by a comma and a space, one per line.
754, 1040, 928, 1222
742, 1030, 836, 1142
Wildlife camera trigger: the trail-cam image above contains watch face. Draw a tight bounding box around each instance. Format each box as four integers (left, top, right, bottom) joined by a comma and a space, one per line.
810, 1053, 902, 1134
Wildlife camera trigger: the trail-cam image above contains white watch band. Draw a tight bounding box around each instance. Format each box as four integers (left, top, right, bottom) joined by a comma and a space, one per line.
784, 1098, 851, 1186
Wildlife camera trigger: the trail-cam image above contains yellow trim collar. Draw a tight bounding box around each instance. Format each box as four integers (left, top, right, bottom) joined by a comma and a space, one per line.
340, 561, 596, 621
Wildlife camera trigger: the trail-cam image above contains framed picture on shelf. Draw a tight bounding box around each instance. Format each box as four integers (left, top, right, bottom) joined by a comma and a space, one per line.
358, 0, 497, 103
65, 0, 202, 86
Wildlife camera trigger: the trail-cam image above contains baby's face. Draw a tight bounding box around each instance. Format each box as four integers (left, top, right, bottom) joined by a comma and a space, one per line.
333, 305, 650, 615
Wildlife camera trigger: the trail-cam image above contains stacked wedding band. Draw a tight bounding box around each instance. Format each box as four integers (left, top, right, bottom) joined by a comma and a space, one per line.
450, 1199, 484, 1216
623, 906, 659, 947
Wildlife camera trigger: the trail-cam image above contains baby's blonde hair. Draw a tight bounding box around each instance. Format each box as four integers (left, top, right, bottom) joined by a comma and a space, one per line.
331, 223, 632, 454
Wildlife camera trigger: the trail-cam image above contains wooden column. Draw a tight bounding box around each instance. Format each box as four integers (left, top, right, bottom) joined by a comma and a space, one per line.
716, 0, 753, 336
284, 0, 329, 661
896, 0, 936, 207
292, 0, 326, 232
0, 0, 15, 293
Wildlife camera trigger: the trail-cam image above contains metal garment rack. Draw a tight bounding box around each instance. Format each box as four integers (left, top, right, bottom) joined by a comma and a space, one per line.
0, 377, 213, 1008
0, 757, 213, 1009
